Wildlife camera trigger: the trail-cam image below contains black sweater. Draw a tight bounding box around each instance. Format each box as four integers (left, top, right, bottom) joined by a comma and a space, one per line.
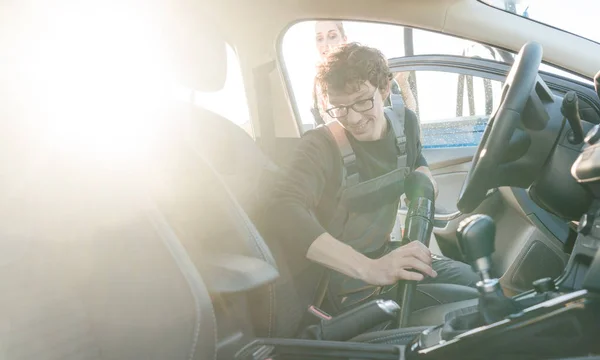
266, 110, 427, 272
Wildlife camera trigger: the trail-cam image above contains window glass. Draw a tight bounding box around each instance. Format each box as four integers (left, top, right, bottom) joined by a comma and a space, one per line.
281, 20, 591, 132
412, 29, 474, 57
397, 70, 501, 148
414, 27, 591, 84
282, 21, 407, 128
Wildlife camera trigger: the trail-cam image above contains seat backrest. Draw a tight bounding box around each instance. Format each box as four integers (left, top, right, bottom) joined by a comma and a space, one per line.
188, 108, 313, 339
0, 160, 217, 360
190, 108, 279, 219
0, 1, 231, 358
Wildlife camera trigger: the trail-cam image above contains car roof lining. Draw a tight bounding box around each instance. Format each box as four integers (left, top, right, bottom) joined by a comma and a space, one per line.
206, 0, 600, 138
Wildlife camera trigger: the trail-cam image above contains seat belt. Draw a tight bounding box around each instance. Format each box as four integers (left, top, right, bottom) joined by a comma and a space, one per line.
321, 94, 410, 195
298, 96, 411, 335
253, 60, 277, 158
325, 94, 409, 191
297, 121, 359, 336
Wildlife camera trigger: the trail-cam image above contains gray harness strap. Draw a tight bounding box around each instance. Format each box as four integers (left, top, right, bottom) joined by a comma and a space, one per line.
316, 94, 417, 312
325, 121, 360, 187
323, 94, 410, 238
383, 93, 408, 169
326, 93, 409, 193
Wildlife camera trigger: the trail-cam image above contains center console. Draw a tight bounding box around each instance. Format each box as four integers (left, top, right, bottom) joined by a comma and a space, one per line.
396, 75, 600, 359
236, 210, 600, 360
233, 103, 600, 359
404, 210, 600, 359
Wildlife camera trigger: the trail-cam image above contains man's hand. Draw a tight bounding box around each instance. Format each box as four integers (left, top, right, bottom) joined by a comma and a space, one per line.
307, 233, 437, 287
361, 241, 438, 285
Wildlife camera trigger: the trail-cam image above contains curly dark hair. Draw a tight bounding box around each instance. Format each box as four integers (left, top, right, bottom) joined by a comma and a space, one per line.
316, 42, 392, 96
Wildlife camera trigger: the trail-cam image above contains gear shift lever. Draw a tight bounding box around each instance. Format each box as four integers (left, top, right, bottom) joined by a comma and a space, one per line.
457, 214, 520, 324
456, 214, 495, 281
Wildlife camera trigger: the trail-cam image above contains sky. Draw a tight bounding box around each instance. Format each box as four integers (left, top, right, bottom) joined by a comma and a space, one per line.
196, 0, 600, 130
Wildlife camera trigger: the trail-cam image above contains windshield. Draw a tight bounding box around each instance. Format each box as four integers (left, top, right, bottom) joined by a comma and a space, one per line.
481, 0, 600, 44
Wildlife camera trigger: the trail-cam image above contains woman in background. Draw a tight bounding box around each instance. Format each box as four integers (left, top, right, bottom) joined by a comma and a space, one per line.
311, 20, 417, 125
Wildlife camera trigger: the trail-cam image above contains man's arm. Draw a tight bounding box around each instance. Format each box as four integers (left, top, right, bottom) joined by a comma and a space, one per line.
267, 130, 333, 258
268, 130, 437, 284
308, 232, 437, 285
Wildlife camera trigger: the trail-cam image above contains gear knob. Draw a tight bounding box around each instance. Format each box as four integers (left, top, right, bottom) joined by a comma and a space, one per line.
457, 214, 496, 280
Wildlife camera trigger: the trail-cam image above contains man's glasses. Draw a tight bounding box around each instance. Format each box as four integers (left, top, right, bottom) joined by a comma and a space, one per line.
325, 95, 375, 118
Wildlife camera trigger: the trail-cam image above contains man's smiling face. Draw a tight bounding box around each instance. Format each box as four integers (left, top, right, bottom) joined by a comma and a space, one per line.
327, 81, 389, 142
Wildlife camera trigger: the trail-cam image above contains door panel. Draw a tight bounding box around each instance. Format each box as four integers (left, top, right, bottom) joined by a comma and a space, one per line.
431, 171, 468, 214
426, 147, 477, 172
398, 147, 475, 216
272, 55, 598, 294
399, 146, 476, 258
425, 146, 475, 214
389, 56, 600, 293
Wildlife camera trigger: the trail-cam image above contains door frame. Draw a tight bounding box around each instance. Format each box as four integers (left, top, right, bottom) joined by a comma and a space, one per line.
391, 54, 600, 229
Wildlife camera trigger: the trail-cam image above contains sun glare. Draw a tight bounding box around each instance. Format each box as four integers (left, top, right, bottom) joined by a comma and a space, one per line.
25, 2, 177, 164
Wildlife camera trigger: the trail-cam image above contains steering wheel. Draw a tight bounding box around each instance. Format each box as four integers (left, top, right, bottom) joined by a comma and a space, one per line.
457, 42, 543, 213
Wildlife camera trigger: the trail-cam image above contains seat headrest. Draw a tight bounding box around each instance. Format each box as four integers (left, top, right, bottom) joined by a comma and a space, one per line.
161, 1, 227, 92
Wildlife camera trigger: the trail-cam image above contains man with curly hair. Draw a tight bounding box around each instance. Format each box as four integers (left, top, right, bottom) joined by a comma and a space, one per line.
311, 20, 417, 125
267, 43, 479, 314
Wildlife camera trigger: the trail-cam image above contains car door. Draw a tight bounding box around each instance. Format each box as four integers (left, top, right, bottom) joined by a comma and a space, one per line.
276, 20, 600, 294
391, 55, 600, 294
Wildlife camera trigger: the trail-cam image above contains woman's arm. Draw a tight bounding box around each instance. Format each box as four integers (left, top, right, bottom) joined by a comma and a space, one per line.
394, 72, 417, 113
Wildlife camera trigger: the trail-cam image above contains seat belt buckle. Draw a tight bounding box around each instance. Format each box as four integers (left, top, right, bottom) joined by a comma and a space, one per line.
307, 305, 332, 321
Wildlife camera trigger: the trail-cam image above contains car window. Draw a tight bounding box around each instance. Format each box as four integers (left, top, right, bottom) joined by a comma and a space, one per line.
395, 70, 501, 148
280, 20, 591, 136
194, 44, 253, 136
